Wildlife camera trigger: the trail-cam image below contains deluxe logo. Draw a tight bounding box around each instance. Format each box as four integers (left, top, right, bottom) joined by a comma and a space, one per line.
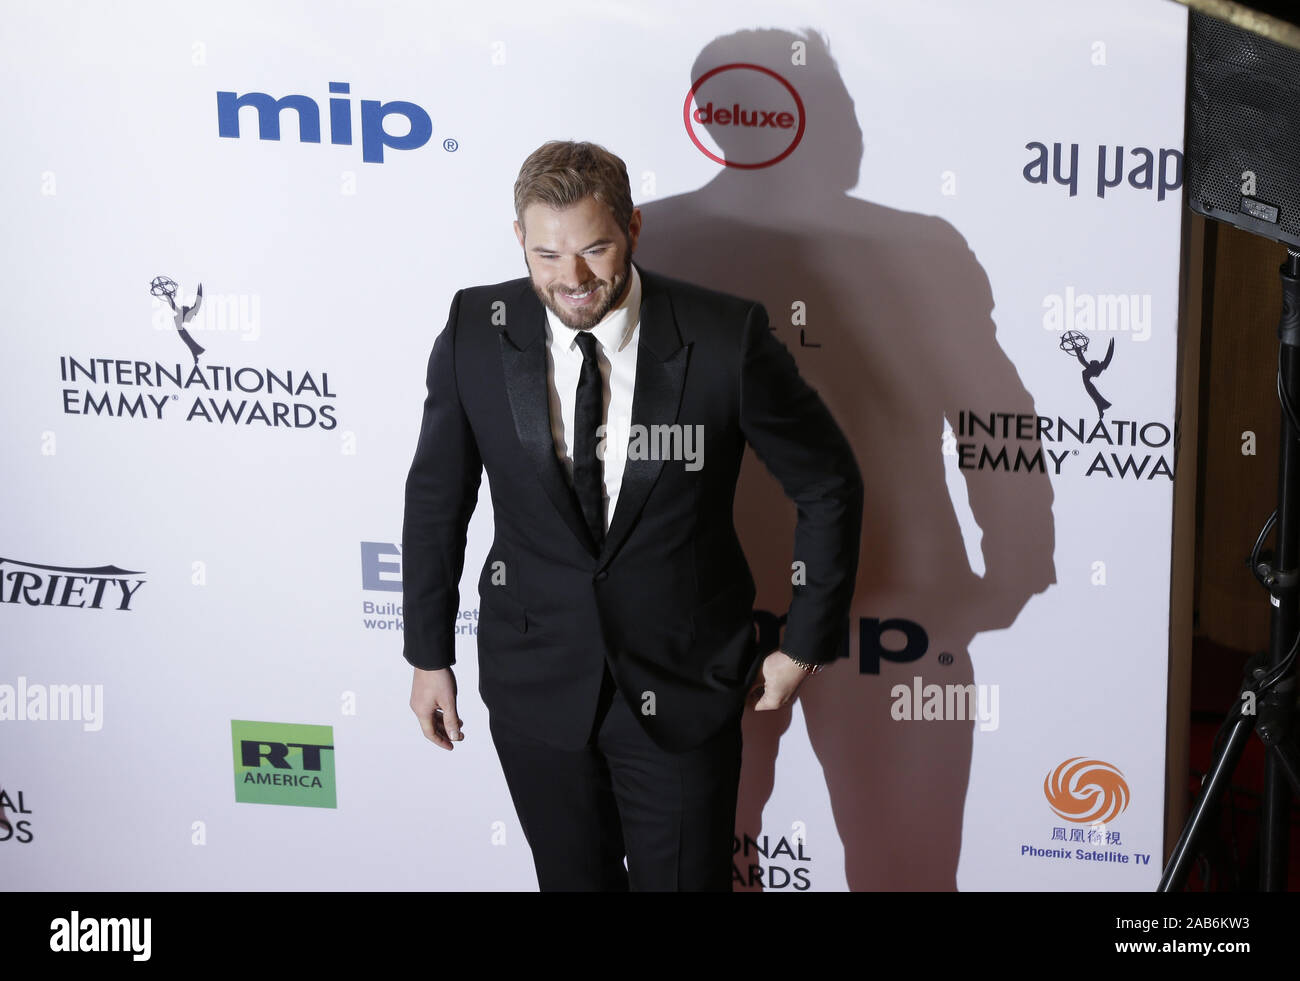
217, 81, 449, 163
232, 720, 336, 808
1044, 757, 1130, 824
691, 102, 796, 129
0, 558, 145, 611
683, 63, 806, 168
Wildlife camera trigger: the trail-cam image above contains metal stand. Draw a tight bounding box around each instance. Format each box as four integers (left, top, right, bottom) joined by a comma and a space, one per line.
1160, 252, 1300, 891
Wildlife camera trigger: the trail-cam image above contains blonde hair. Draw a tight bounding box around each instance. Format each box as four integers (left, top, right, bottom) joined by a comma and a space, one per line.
513, 141, 634, 235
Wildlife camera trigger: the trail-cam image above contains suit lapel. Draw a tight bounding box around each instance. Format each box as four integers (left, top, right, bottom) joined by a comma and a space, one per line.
601, 266, 690, 563
499, 279, 600, 556
498, 264, 690, 562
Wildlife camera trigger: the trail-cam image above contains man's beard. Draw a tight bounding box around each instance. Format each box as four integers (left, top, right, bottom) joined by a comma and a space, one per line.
531, 255, 632, 331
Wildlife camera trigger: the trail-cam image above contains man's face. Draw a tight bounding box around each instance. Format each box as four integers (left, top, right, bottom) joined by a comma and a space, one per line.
514, 195, 642, 331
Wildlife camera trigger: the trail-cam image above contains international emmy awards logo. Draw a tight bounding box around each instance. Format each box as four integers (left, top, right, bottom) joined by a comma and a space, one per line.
150, 275, 205, 365
1059, 329, 1114, 419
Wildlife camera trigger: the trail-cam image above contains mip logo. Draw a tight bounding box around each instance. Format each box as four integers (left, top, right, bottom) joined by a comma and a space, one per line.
754, 610, 931, 674
1044, 757, 1130, 824
217, 82, 453, 163
858, 617, 930, 674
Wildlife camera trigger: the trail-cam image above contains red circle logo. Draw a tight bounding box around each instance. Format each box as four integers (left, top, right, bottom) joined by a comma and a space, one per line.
682, 63, 806, 169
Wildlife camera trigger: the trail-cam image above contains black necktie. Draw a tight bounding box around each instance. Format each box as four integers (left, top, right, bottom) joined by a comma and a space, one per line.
572, 331, 605, 548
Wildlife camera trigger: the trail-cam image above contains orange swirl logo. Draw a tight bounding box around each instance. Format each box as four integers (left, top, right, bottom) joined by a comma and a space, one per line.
1044, 758, 1130, 824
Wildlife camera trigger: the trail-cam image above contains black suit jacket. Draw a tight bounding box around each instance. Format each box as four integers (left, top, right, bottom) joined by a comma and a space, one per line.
402, 262, 863, 752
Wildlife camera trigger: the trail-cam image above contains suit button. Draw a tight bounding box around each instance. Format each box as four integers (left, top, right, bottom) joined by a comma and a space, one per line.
594, 570, 608, 582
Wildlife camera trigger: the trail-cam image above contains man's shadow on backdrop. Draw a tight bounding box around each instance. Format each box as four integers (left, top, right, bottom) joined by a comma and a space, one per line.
634, 28, 1056, 891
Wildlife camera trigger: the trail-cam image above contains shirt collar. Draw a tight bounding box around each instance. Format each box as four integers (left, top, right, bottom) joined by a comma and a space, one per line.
545, 263, 641, 356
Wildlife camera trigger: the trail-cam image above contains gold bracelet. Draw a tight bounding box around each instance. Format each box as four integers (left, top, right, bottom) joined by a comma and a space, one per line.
786, 654, 824, 675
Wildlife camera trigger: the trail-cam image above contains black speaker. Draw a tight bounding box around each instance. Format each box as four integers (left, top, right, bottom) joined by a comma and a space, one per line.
1187, 9, 1300, 249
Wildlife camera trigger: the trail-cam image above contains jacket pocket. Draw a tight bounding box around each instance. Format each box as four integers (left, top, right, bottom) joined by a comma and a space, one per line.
689, 580, 755, 645
479, 584, 527, 633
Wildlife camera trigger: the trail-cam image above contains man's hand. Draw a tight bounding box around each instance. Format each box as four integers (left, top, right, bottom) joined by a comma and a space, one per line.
410, 666, 464, 750
748, 650, 814, 711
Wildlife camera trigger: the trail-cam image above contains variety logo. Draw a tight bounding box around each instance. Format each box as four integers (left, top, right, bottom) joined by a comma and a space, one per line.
218, 82, 449, 163
683, 63, 805, 168
0, 558, 145, 611
232, 720, 337, 808
55, 276, 340, 430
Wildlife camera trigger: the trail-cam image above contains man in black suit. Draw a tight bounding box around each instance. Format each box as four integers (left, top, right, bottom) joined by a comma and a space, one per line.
403, 141, 862, 891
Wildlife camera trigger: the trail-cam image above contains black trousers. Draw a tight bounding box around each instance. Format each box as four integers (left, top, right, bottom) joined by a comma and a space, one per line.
489, 663, 743, 891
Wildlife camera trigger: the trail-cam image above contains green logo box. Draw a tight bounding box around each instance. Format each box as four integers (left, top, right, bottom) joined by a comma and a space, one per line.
231, 720, 336, 808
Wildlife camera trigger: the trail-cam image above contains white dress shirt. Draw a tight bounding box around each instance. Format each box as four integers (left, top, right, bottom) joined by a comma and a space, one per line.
543, 263, 642, 533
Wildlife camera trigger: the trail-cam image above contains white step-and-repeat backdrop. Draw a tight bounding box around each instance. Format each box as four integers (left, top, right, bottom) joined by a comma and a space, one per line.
2, 0, 1187, 890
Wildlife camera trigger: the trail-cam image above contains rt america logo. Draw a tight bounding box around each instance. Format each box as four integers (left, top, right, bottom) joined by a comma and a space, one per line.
232, 720, 337, 809
217, 81, 456, 163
